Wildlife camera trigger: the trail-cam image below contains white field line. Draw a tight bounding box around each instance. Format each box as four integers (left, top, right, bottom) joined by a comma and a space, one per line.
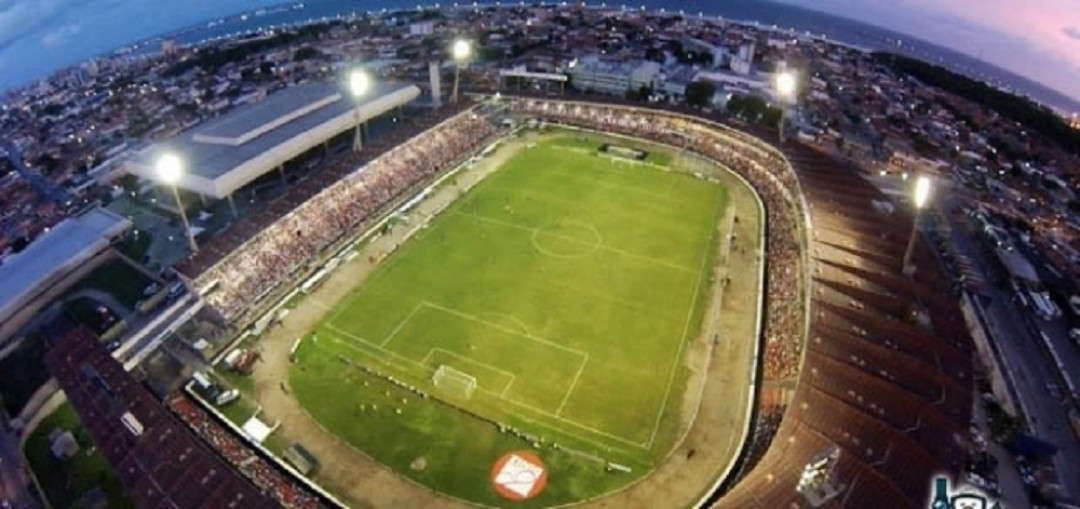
556, 354, 589, 417
500, 378, 516, 398
646, 190, 724, 449
454, 210, 696, 274
420, 300, 588, 359
324, 333, 433, 382
498, 392, 647, 449
324, 323, 429, 371
379, 303, 424, 348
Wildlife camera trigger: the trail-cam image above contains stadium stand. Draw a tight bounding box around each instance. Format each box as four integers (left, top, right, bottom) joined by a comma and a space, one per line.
181, 104, 501, 325
134, 91, 974, 507
168, 396, 321, 508
503, 97, 974, 508
45, 324, 277, 508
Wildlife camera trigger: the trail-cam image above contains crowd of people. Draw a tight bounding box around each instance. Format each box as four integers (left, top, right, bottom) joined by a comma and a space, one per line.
196, 111, 500, 321
507, 98, 808, 384
169, 396, 320, 509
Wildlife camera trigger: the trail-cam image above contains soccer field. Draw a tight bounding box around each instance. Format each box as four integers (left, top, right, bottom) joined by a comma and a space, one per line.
292, 131, 729, 504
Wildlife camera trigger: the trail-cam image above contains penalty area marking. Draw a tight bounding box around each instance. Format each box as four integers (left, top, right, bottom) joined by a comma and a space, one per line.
380, 303, 424, 348
555, 354, 589, 417
318, 325, 646, 451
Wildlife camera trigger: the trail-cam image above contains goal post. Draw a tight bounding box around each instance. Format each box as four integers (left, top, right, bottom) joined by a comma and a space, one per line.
432, 365, 478, 399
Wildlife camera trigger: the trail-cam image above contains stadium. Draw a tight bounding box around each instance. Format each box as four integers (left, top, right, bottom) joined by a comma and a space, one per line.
52, 91, 974, 509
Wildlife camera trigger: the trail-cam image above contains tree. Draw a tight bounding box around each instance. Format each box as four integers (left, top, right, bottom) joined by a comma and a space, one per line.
873, 52, 1080, 154
685, 81, 716, 108
293, 46, 321, 61
1067, 199, 1080, 215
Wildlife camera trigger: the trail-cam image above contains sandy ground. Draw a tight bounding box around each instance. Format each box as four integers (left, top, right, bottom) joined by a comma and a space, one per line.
247, 130, 763, 508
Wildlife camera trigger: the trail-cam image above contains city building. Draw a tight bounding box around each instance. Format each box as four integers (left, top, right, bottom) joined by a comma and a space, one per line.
0, 208, 131, 342
567, 55, 661, 95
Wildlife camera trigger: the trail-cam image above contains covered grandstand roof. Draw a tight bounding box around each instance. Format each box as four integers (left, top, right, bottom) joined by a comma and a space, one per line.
0, 208, 131, 328
125, 81, 420, 199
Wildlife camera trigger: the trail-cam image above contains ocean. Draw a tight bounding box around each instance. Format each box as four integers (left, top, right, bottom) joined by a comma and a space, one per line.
22, 0, 1080, 112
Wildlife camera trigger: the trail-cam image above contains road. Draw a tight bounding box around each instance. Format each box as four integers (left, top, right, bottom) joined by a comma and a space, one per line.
937, 196, 1080, 500
0, 140, 71, 207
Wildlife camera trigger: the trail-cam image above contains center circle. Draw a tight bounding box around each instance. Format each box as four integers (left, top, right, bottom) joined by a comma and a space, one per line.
531, 220, 602, 258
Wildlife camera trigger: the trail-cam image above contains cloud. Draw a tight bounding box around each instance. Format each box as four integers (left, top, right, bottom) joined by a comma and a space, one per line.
1064, 26, 1080, 41
40, 23, 80, 47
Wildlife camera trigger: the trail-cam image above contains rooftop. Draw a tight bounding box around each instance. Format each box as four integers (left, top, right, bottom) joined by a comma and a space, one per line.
0, 208, 131, 326
126, 81, 420, 198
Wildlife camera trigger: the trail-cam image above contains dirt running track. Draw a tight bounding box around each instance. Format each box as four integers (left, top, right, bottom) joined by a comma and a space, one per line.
247, 130, 764, 508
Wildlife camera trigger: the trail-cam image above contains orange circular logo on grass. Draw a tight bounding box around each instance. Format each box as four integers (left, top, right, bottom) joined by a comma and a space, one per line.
491, 450, 548, 501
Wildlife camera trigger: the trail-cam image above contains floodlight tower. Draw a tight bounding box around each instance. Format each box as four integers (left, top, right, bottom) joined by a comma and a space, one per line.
349, 69, 371, 152
451, 39, 471, 103
775, 70, 797, 142
156, 153, 198, 253
902, 175, 932, 275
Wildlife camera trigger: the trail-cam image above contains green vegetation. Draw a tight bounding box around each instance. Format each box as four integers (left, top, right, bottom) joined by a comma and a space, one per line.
0, 334, 49, 415
68, 258, 154, 309
726, 95, 783, 126
686, 80, 717, 108
292, 135, 727, 505
115, 231, 154, 264
24, 402, 132, 509
873, 52, 1080, 154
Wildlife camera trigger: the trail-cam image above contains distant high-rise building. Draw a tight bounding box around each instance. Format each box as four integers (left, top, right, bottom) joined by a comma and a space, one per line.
162, 39, 178, 56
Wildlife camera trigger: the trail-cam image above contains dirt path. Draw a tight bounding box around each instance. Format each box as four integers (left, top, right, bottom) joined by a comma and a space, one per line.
247, 130, 764, 508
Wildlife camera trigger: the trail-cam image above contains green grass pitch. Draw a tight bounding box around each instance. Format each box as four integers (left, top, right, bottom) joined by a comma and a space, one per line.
291, 131, 728, 505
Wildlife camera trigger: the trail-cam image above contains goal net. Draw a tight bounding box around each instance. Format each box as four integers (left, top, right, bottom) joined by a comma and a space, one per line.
432, 365, 477, 399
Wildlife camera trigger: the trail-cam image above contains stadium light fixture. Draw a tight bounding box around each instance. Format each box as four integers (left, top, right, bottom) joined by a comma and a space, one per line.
451, 39, 472, 104
775, 70, 797, 100
774, 70, 797, 142
452, 39, 471, 61
157, 153, 183, 185
902, 175, 933, 274
913, 175, 932, 209
349, 69, 370, 98
349, 69, 371, 151
155, 153, 198, 253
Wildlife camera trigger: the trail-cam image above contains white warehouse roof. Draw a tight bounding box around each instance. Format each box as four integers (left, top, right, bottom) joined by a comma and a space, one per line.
0, 208, 132, 328
125, 81, 420, 199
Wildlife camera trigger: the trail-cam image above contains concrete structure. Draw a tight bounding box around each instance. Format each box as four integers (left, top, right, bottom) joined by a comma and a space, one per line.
124, 81, 420, 200
429, 61, 442, 106
657, 65, 699, 99
682, 37, 725, 68
567, 55, 661, 95
731, 42, 756, 76
0, 208, 131, 342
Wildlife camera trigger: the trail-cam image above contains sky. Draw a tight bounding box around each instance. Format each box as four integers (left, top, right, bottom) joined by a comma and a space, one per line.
776, 0, 1080, 102
0, 0, 1079, 103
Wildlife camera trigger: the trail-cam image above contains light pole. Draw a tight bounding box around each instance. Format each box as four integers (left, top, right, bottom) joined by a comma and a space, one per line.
349, 69, 371, 152
451, 39, 471, 104
156, 153, 198, 253
902, 175, 932, 275
775, 70, 797, 143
